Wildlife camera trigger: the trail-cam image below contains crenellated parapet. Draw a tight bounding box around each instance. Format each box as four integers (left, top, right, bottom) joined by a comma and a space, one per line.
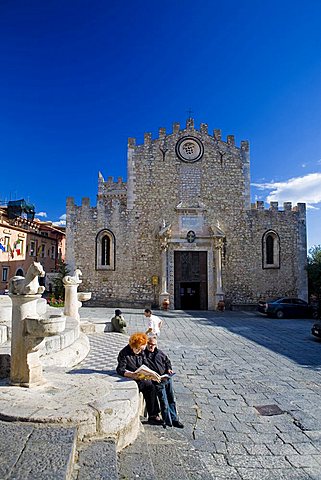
250, 201, 306, 215
97, 172, 127, 199
126, 118, 249, 152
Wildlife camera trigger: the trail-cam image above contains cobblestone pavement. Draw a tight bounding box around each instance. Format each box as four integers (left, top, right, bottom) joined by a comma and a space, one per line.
81, 308, 321, 480
2, 308, 321, 479
0, 421, 76, 480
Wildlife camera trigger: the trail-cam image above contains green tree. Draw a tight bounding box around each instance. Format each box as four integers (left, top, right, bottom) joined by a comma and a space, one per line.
307, 245, 321, 299
52, 259, 70, 300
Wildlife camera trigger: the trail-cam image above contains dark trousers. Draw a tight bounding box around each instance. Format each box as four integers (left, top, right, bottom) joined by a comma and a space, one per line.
154, 378, 178, 425
137, 380, 159, 418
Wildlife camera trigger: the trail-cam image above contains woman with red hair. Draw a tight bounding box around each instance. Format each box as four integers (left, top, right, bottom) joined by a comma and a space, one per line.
117, 332, 162, 424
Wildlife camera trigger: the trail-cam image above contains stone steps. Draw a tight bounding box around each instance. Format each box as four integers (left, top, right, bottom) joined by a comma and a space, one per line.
117, 427, 192, 480
80, 319, 112, 334
0, 340, 10, 378
0, 419, 213, 480
75, 439, 118, 480
0, 421, 77, 480
73, 422, 215, 480
0, 324, 8, 344
40, 316, 90, 368
0, 317, 90, 374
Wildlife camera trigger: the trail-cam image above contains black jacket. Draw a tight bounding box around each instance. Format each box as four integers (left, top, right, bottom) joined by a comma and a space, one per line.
116, 344, 146, 376
144, 347, 172, 376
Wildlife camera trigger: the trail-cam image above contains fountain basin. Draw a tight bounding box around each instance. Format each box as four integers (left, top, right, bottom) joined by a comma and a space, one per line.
77, 292, 92, 302
25, 315, 66, 337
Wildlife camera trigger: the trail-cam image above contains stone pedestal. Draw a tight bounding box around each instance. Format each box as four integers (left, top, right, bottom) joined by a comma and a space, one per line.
64, 284, 82, 321
63, 269, 91, 323
159, 245, 170, 308
215, 240, 224, 306
10, 294, 41, 386
9, 293, 64, 387
10, 293, 66, 387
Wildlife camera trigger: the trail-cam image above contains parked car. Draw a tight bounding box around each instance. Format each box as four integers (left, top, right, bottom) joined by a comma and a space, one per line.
311, 301, 321, 320
258, 297, 312, 319
311, 322, 321, 339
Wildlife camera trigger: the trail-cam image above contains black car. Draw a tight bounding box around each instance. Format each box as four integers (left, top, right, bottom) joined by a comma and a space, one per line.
311, 301, 321, 320
311, 322, 321, 339
258, 297, 311, 319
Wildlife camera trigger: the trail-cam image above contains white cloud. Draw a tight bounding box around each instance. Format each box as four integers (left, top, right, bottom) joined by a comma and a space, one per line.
53, 213, 66, 227
36, 211, 47, 218
252, 173, 321, 208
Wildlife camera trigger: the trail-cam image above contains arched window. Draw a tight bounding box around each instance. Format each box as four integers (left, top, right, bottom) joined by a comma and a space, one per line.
262, 230, 280, 269
266, 234, 274, 264
101, 235, 111, 266
16, 268, 24, 276
96, 229, 115, 270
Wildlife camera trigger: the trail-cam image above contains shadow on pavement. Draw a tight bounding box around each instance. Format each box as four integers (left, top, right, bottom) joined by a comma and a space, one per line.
178, 310, 321, 369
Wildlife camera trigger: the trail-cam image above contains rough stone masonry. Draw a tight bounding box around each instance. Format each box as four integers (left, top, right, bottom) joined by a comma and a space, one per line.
66, 118, 307, 310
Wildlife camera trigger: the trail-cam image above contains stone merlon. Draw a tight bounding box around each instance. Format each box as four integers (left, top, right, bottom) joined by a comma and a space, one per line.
158, 127, 166, 138
172, 122, 180, 134
81, 197, 90, 207
126, 121, 249, 150
144, 133, 152, 145
251, 201, 306, 212
128, 137, 136, 148
227, 135, 235, 146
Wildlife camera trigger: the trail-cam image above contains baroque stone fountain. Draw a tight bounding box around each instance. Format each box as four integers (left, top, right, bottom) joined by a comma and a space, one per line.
9, 262, 66, 387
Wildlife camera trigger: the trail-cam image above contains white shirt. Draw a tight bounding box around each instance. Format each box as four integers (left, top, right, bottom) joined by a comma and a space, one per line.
147, 314, 162, 335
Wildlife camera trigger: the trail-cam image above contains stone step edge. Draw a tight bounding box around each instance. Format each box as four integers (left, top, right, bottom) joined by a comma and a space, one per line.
0, 378, 144, 452
39, 316, 81, 357
75, 438, 118, 480
80, 319, 112, 334
41, 332, 90, 368
0, 332, 90, 373
0, 324, 8, 345
0, 422, 78, 480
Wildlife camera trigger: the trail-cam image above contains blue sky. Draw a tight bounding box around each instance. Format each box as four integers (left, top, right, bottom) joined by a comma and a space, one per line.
0, 0, 320, 249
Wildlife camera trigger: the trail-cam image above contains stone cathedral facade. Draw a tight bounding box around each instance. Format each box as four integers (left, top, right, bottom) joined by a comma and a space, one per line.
66, 118, 308, 310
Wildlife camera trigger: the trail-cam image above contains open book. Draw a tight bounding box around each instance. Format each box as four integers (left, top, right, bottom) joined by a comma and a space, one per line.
126, 365, 175, 382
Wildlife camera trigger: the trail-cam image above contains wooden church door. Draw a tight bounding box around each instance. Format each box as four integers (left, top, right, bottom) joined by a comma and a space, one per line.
174, 251, 208, 310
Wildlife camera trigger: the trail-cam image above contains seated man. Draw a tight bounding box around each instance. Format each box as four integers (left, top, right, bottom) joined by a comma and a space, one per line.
116, 332, 162, 425
111, 309, 127, 334
145, 335, 184, 428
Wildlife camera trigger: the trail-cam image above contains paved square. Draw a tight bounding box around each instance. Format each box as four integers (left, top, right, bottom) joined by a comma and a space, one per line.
83, 308, 321, 479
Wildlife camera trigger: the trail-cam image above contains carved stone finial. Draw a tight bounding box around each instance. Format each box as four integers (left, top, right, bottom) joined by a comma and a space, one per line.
63, 268, 82, 286
9, 262, 45, 296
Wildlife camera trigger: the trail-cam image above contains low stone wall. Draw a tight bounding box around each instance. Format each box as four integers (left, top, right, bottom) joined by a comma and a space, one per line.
40, 317, 90, 368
